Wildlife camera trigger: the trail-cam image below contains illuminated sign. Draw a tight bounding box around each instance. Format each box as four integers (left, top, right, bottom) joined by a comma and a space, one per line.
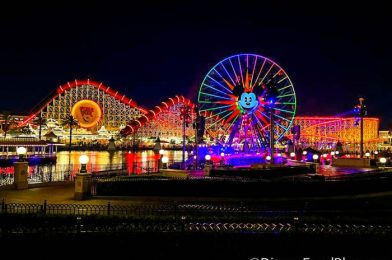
238, 92, 258, 112
71, 100, 102, 128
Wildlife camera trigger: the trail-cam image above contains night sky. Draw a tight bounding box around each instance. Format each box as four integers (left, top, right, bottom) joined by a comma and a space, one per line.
1, 1, 391, 128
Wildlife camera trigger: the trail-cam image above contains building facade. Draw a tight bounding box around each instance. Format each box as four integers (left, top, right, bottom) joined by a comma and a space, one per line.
292, 116, 379, 152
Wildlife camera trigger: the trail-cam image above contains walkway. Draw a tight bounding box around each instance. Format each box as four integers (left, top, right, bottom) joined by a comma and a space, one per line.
286, 159, 376, 176
317, 164, 376, 176
0, 184, 158, 205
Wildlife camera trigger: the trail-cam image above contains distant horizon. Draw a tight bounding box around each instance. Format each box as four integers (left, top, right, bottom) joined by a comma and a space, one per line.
0, 81, 386, 132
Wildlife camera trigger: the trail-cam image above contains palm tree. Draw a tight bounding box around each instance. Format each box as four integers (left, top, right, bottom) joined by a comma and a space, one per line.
62, 115, 78, 151
1, 112, 17, 138
18, 125, 35, 136
33, 114, 47, 140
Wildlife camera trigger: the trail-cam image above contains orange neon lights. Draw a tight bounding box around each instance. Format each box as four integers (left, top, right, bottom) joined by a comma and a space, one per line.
71, 100, 102, 128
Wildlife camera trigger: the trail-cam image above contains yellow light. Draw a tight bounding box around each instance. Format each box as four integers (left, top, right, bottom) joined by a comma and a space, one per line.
365, 152, 370, 157
79, 154, 89, 164
16, 147, 27, 155
162, 156, 169, 164
141, 152, 147, 162
380, 157, 387, 164
71, 100, 102, 128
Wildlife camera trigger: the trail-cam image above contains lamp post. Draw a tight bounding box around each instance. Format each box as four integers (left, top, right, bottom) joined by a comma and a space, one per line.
359, 98, 364, 158
194, 105, 199, 170
355, 98, 367, 158
75, 154, 91, 200
204, 154, 212, 175
16, 146, 27, 162
220, 152, 225, 166
159, 149, 165, 172
79, 154, 89, 173
161, 156, 169, 169
264, 75, 278, 165
14, 146, 28, 190
180, 106, 191, 169
379, 157, 387, 169
269, 107, 275, 164
311, 154, 319, 173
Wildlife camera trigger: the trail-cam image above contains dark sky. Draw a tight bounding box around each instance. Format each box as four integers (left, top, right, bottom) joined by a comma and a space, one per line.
1, 1, 391, 128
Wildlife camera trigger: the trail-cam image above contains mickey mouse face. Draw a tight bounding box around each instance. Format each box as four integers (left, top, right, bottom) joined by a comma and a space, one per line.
239, 92, 258, 110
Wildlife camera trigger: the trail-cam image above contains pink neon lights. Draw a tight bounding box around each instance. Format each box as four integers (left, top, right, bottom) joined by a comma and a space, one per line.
121, 95, 194, 136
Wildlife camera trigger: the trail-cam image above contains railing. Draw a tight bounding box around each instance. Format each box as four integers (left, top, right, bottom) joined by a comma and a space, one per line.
0, 173, 13, 186
2, 200, 392, 236
3, 199, 392, 217
0, 160, 160, 187
164, 159, 194, 170
0, 137, 41, 142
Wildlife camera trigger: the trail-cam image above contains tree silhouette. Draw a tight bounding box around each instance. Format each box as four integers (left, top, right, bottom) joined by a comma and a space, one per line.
62, 115, 78, 151
1, 112, 17, 138
33, 114, 47, 140
18, 125, 35, 136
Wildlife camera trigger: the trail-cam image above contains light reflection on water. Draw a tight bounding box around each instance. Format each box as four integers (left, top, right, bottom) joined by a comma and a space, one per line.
56, 150, 187, 172
0, 150, 188, 185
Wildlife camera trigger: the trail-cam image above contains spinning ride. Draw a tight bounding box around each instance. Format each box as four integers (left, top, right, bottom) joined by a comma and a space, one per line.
198, 54, 296, 152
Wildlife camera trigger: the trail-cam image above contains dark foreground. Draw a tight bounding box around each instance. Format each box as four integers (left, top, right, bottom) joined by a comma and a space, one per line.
1, 207, 392, 260
2, 232, 391, 260
2, 171, 392, 259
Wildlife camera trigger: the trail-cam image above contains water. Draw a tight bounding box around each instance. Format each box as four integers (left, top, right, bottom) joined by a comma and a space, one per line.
0, 150, 188, 186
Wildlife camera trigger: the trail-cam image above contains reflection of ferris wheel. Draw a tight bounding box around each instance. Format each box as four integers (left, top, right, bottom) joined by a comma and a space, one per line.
198, 54, 296, 151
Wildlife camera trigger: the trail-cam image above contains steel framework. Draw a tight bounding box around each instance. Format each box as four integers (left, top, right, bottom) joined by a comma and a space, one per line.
18, 80, 381, 151
292, 116, 379, 152
121, 96, 196, 143
21, 79, 146, 132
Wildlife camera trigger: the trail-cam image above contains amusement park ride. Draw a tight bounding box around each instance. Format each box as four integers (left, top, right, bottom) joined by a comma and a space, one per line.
0, 53, 380, 167
198, 53, 296, 154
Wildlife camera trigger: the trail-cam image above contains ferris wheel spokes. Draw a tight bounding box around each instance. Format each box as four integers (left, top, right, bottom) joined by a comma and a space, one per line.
198, 54, 296, 151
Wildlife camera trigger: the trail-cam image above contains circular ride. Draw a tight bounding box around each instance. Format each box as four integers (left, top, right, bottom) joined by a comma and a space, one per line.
198, 54, 296, 152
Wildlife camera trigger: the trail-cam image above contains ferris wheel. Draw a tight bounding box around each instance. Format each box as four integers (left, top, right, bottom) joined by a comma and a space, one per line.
198, 54, 296, 151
